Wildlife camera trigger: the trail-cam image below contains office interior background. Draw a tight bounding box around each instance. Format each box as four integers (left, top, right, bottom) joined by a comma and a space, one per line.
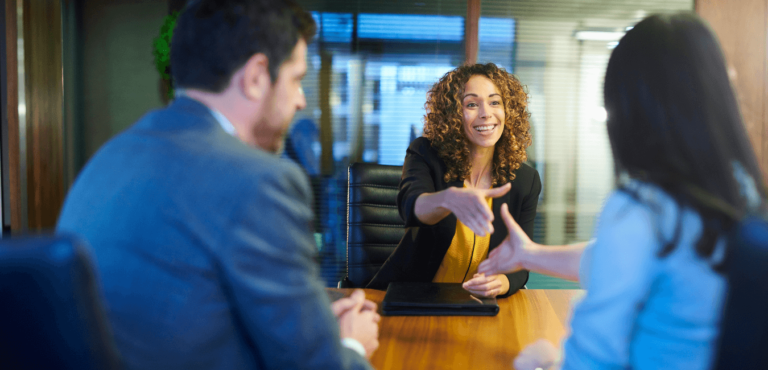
2, 0, 767, 288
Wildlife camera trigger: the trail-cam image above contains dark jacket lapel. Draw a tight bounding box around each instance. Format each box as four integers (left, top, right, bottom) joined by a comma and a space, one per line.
489, 185, 510, 251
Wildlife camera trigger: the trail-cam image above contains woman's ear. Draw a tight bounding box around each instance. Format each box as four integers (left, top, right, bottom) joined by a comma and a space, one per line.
241, 53, 271, 101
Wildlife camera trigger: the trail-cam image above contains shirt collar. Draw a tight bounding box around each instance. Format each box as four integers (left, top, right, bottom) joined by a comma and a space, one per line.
209, 108, 237, 137
175, 88, 237, 137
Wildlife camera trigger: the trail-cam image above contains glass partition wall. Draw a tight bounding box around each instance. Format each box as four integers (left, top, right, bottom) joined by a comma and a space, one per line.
294, 0, 694, 287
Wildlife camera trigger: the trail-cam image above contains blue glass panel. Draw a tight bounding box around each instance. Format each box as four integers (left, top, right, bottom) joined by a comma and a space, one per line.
479, 17, 515, 44
477, 17, 516, 71
311, 12, 353, 43
358, 14, 464, 41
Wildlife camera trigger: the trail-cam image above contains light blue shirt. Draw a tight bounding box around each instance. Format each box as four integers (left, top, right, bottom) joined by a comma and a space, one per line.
563, 180, 726, 370
209, 108, 236, 137
174, 89, 237, 137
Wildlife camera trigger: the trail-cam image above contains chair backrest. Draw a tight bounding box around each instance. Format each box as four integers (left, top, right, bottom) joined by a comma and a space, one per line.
344, 163, 405, 288
713, 215, 768, 369
0, 235, 122, 370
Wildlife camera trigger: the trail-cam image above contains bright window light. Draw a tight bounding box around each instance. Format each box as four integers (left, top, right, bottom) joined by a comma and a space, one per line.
574, 30, 625, 41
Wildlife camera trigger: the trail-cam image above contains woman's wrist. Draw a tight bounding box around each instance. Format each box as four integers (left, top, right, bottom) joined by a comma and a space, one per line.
519, 241, 542, 272
499, 273, 510, 294
414, 191, 452, 225
438, 187, 455, 210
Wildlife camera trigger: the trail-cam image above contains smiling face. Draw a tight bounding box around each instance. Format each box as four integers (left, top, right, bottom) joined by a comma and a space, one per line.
461, 75, 505, 152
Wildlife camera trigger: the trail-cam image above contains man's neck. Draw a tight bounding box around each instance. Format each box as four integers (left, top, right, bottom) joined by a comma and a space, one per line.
184, 88, 254, 142
185, 89, 239, 122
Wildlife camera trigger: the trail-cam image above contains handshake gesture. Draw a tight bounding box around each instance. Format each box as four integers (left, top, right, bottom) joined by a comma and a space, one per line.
437, 183, 522, 297
478, 202, 533, 276
414, 183, 540, 297
438, 183, 533, 277
441, 183, 512, 237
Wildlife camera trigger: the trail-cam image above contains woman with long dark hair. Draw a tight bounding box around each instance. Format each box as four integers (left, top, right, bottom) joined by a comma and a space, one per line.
478, 13, 764, 369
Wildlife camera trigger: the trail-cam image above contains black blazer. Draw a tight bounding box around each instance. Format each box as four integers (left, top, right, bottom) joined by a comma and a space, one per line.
366, 137, 542, 298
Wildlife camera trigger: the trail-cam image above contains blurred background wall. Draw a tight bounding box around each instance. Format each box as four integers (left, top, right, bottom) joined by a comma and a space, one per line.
3, 0, 765, 288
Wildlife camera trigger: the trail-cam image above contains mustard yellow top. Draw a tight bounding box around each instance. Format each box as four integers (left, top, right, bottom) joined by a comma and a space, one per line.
432, 196, 493, 283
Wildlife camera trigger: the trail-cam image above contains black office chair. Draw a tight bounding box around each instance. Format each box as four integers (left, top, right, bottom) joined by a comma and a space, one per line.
340, 163, 405, 288
0, 235, 122, 370
713, 215, 768, 369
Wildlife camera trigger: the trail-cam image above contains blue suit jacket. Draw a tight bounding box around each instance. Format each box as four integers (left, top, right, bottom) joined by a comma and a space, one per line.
57, 97, 371, 370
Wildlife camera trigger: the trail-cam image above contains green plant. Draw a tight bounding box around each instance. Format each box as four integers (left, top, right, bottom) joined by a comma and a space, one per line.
153, 11, 180, 100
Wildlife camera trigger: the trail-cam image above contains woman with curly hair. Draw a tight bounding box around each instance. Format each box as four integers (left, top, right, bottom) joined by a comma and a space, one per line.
366, 63, 541, 298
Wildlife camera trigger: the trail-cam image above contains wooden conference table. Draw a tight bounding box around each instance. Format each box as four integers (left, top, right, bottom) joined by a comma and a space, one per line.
333, 288, 584, 370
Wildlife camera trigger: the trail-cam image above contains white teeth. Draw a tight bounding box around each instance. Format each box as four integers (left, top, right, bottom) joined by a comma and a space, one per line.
475, 125, 495, 132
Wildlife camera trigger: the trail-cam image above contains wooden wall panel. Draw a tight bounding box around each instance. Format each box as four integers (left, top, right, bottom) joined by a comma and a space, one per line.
697, 0, 768, 183
23, 0, 64, 230
4, 0, 21, 232
319, 52, 333, 175
465, 0, 480, 64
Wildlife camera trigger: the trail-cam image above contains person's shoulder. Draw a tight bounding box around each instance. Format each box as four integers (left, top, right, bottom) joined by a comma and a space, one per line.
590, 184, 666, 260
599, 181, 666, 229
406, 137, 442, 166
408, 137, 436, 154
510, 162, 540, 189
196, 149, 311, 219
228, 148, 307, 187
614, 180, 676, 213
515, 162, 538, 179
615, 179, 694, 231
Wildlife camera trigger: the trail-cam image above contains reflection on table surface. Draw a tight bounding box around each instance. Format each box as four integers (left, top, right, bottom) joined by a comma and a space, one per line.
331, 288, 584, 370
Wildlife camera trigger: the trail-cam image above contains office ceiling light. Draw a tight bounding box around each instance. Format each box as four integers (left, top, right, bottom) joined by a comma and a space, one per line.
573, 28, 625, 41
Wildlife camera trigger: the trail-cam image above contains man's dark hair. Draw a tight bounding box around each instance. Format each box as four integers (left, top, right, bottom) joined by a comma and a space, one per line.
171, 0, 316, 92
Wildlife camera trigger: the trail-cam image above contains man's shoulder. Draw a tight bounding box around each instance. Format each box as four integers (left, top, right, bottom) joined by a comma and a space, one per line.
77, 107, 308, 207
246, 154, 308, 192
145, 101, 308, 186
217, 143, 305, 180
211, 149, 312, 212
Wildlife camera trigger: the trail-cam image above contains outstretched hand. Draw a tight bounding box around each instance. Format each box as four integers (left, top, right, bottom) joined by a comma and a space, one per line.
477, 203, 532, 276
443, 183, 511, 237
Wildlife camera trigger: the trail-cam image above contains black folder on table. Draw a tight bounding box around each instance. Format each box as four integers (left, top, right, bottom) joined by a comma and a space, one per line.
381, 282, 500, 316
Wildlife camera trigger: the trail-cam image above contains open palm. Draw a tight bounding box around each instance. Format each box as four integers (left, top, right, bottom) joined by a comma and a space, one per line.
443, 183, 511, 237
478, 203, 531, 275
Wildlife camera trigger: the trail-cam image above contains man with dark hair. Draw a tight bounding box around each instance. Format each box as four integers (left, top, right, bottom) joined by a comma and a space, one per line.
57, 1, 379, 369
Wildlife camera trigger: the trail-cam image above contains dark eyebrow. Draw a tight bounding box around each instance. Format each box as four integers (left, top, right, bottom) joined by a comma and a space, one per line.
463, 93, 501, 99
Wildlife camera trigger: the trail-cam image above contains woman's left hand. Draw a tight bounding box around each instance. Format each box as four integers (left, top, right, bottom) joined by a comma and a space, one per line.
462, 273, 509, 297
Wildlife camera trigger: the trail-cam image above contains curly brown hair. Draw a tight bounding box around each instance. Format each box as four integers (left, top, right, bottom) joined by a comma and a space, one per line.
422, 63, 532, 186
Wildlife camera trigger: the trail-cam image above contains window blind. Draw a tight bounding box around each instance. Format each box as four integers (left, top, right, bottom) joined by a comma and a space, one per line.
480, 0, 693, 247
292, 0, 694, 287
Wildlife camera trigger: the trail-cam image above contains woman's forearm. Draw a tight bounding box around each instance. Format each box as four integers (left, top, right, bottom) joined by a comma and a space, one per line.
521, 242, 588, 282
413, 189, 453, 225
